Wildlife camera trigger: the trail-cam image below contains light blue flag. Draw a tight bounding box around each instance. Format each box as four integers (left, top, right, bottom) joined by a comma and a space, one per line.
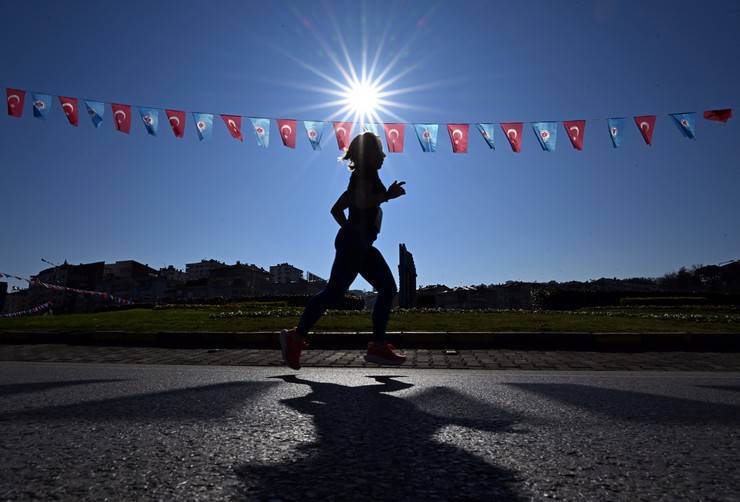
250, 117, 270, 148
414, 123, 438, 152
532, 122, 558, 152
360, 123, 381, 136
138, 107, 159, 136
303, 120, 324, 150
476, 123, 495, 149
192, 113, 214, 141
670, 112, 696, 139
85, 100, 105, 128
606, 118, 625, 148
31, 93, 52, 119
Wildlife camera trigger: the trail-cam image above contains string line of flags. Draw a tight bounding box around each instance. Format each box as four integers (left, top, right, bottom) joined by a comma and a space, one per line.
0, 272, 134, 305
4, 87, 733, 153
0, 301, 52, 318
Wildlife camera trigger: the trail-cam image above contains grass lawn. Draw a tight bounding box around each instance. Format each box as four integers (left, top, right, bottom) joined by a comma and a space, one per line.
1, 301, 739, 333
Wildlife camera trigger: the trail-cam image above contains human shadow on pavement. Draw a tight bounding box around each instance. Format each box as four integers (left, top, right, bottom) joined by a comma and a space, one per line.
0, 379, 124, 397
2, 381, 276, 421
235, 375, 525, 501
509, 383, 740, 424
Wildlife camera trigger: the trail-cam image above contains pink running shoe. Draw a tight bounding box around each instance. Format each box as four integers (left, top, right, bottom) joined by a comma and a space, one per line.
364, 341, 407, 365
280, 328, 307, 370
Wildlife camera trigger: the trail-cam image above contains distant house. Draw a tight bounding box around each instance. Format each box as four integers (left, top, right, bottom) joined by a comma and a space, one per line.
103, 260, 162, 302
185, 259, 227, 280
270, 263, 303, 284
208, 262, 273, 298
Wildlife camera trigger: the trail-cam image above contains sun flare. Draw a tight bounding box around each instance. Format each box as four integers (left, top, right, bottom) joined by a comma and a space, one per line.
342, 79, 380, 120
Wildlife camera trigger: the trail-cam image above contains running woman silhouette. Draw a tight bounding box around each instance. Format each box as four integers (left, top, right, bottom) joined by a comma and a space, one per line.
280, 132, 407, 369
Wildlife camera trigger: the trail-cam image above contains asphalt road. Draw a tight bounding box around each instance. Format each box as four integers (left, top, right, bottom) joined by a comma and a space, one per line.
1, 362, 738, 501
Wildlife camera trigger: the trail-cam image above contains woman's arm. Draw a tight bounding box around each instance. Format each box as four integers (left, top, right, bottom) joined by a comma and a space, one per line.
331, 190, 350, 227
352, 179, 406, 209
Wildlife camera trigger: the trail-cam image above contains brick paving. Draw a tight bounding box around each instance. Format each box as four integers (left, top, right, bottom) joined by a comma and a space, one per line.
1, 344, 739, 370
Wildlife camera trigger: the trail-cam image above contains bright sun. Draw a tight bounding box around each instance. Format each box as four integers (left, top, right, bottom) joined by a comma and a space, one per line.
342, 79, 380, 120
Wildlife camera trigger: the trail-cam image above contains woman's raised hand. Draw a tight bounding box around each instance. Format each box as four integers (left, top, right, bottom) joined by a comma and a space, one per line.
386, 180, 406, 200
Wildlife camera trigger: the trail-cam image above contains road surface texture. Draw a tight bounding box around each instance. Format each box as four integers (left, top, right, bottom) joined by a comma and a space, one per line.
1, 362, 738, 500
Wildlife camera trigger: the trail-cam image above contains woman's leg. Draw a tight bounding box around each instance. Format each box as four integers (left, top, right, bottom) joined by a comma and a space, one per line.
359, 246, 398, 342
296, 232, 363, 337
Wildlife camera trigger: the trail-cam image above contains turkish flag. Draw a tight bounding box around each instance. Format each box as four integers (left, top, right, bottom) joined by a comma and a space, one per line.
333, 122, 353, 150
447, 123, 469, 153
6, 88, 26, 117
703, 109, 732, 123
500, 122, 523, 152
221, 114, 243, 141
277, 119, 297, 148
383, 123, 405, 153
634, 115, 656, 145
563, 120, 586, 150
111, 103, 132, 133
58, 96, 79, 126
166, 109, 186, 138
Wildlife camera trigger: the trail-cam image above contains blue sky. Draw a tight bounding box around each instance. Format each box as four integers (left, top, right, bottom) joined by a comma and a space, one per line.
1, 0, 739, 291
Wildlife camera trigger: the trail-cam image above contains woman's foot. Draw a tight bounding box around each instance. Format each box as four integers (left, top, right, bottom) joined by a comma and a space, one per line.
364, 341, 407, 365
280, 328, 307, 370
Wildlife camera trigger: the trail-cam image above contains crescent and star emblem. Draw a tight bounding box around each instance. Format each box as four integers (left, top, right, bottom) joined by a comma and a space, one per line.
506, 128, 517, 140
452, 129, 463, 144
569, 126, 580, 139
640, 121, 650, 132
114, 110, 126, 123
281, 125, 292, 137
7, 94, 20, 107
169, 116, 180, 126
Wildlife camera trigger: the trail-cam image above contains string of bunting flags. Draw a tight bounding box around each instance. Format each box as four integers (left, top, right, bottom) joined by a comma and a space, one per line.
5, 87, 733, 153
0, 271, 134, 305
0, 301, 53, 318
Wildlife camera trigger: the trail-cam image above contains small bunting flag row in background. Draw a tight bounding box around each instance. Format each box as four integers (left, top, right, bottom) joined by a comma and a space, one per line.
0, 271, 134, 305
3, 86, 734, 154
0, 301, 52, 318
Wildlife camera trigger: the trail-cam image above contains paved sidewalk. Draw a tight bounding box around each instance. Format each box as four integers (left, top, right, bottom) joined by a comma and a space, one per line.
1, 344, 739, 370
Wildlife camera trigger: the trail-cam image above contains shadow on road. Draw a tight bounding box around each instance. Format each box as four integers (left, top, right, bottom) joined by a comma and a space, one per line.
235, 375, 524, 501
509, 383, 740, 424
2, 381, 277, 420
0, 379, 124, 397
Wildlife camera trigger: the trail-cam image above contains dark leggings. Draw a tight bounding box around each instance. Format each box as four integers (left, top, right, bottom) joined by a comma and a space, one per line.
297, 225, 397, 341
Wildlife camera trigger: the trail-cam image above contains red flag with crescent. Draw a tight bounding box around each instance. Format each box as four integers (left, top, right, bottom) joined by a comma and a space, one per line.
703, 109, 732, 123
500, 122, 523, 152
634, 115, 656, 145
111, 103, 132, 133
447, 124, 469, 153
58, 96, 79, 126
563, 120, 585, 150
277, 119, 297, 148
383, 123, 405, 153
6, 88, 26, 117
166, 109, 186, 138
333, 122, 353, 150
221, 114, 243, 141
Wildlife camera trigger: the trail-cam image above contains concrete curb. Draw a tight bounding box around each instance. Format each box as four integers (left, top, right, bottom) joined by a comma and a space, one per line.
1, 330, 740, 350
